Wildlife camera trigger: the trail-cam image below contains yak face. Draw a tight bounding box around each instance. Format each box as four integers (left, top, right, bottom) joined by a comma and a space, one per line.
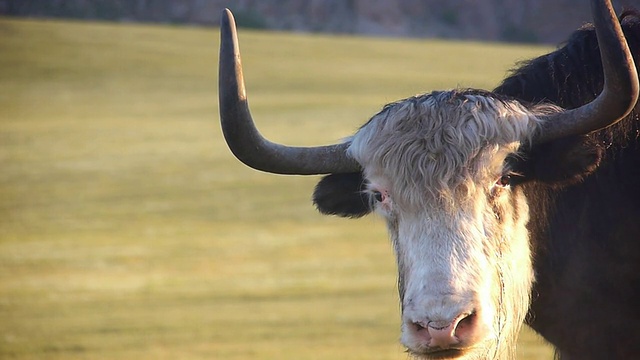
313, 90, 601, 359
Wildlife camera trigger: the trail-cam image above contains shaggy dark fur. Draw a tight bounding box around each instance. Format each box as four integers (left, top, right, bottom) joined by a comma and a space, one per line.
312, 172, 370, 218
495, 10, 640, 360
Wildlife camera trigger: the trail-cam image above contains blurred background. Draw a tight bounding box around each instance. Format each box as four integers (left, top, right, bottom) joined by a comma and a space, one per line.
0, 0, 635, 43
0, 0, 612, 359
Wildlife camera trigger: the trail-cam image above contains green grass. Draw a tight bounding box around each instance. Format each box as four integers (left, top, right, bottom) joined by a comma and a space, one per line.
0, 17, 554, 359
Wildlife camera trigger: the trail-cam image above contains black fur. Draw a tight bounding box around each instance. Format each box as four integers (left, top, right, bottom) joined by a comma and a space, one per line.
507, 135, 604, 188
495, 10, 640, 359
313, 172, 371, 218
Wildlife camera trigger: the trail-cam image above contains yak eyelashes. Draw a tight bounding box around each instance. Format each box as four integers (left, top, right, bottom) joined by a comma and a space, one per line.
496, 175, 512, 187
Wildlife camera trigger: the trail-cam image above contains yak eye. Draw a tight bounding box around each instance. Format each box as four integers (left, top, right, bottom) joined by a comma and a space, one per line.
496, 175, 511, 187
372, 191, 384, 202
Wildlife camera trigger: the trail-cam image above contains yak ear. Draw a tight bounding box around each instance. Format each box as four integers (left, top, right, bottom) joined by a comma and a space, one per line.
529, 135, 604, 187
312, 172, 372, 218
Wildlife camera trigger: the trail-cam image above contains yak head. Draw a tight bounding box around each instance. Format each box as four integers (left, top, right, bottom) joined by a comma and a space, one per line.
217, 0, 638, 358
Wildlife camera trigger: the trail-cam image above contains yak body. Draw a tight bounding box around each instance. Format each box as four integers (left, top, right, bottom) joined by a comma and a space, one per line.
313, 10, 640, 359
495, 10, 640, 359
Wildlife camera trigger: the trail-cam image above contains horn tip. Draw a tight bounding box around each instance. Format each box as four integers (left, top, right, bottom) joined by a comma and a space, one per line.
221, 8, 234, 25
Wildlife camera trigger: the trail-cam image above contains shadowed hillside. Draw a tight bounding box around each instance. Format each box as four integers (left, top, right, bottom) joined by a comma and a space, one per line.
0, 0, 635, 43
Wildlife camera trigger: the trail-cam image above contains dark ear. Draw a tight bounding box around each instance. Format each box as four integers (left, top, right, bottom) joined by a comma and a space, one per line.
312, 172, 372, 218
526, 135, 603, 187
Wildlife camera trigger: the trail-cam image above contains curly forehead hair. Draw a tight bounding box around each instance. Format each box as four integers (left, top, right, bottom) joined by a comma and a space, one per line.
348, 89, 559, 206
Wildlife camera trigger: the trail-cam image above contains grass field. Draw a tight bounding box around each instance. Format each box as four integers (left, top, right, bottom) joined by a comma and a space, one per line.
0, 17, 555, 359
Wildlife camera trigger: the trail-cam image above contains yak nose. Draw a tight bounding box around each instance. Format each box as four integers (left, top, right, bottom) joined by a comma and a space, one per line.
404, 311, 480, 350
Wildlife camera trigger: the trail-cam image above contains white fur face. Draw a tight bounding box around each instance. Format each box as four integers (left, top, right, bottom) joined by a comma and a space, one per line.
348, 91, 554, 359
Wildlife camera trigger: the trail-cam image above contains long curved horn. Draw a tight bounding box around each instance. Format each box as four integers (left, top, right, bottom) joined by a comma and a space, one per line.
218, 9, 361, 175
535, 0, 639, 144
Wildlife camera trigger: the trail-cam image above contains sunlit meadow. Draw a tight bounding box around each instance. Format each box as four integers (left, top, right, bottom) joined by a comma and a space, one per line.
0, 17, 554, 359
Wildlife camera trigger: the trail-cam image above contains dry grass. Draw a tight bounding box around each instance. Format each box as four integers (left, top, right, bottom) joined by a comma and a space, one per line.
0, 17, 553, 359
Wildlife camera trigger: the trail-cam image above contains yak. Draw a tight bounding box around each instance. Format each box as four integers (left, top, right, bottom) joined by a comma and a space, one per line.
217, 0, 639, 358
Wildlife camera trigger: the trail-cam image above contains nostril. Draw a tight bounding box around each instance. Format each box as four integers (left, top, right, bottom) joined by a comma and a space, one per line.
452, 312, 477, 341
407, 311, 478, 349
